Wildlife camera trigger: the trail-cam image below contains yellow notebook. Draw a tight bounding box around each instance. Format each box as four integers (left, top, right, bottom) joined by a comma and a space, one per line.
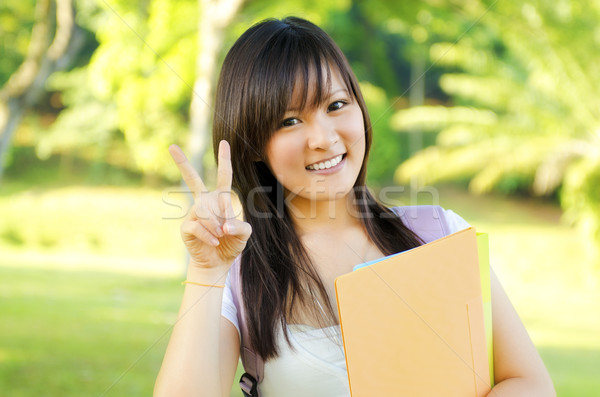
335, 227, 492, 396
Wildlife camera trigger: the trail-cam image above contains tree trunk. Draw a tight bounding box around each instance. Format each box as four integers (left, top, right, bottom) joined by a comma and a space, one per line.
188, 0, 246, 181
0, 0, 85, 183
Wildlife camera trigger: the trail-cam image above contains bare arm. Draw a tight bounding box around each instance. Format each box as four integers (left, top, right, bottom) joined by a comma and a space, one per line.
487, 269, 555, 396
220, 317, 242, 393
154, 268, 241, 397
154, 141, 250, 397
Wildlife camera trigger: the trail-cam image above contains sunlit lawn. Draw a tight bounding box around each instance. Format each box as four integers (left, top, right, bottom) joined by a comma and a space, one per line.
0, 184, 598, 396
0, 267, 176, 396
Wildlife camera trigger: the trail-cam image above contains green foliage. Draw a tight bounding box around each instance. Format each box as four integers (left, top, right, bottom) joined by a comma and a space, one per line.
5, 0, 600, 258
91, 0, 197, 179
392, 0, 600, 261
562, 156, 600, 255
40, 68, 120, 162
360, 81, 410, 184
0, 0, 36, 86
235, 0, 351, 31
31, 0, 197, 181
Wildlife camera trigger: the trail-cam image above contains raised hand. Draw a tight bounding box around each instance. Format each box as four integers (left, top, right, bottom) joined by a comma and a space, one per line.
169, 140, 252, 271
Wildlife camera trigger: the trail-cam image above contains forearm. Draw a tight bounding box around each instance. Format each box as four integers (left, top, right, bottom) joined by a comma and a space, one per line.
154, 267, 228, 397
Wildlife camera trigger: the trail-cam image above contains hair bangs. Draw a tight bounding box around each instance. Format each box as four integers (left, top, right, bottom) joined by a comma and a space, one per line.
286, 41, 359, 117
246, 22, 358, 153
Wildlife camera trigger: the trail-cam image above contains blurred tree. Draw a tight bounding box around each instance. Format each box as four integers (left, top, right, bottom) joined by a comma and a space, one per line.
0, 0, 85, 182
392, 0, 600, 261
77, 0, 199, 181
325, 2, 414, 185
41, 0, 247, 183
189, 0, 246, 180
323, 0, 463, 184
47, 0, 355, 182
0, 1, 36, 86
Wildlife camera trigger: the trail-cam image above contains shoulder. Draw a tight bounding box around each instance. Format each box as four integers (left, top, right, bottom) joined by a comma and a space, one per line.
439, 208, 471, 233
390, 205, 470, 242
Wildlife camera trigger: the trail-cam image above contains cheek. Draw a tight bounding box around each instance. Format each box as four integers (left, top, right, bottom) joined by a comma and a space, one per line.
340, 108, 366, 152
265, 134, 303, 174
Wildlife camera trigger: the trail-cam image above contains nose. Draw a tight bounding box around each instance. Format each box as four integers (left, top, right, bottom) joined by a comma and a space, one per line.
306, 114, 339, 150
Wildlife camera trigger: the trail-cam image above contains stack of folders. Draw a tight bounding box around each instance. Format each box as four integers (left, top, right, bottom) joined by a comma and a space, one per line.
335, 227, 494, 397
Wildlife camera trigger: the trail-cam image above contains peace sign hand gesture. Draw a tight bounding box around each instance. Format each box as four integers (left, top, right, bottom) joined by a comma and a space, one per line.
169, 140, 252, 272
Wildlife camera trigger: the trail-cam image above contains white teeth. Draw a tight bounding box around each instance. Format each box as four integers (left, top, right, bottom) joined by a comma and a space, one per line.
306, 154, 343, 170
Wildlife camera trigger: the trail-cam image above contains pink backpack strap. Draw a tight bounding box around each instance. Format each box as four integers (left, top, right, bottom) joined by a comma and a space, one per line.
230, 256, 263, 397
392, 205, 450, 243
232, 205, 450, 396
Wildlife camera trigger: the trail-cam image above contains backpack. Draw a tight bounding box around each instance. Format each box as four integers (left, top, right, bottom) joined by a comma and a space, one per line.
230, 205, 451, 397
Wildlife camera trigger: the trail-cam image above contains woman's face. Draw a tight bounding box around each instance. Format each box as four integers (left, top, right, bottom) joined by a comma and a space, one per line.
264, 66, 366, 205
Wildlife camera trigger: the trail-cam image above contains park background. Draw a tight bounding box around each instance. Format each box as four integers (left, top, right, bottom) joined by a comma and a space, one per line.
1, 0, 599, 395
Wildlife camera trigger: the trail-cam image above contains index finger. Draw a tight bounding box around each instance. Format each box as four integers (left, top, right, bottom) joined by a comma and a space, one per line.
216, 140, 233, 192
168, 144, 207, 195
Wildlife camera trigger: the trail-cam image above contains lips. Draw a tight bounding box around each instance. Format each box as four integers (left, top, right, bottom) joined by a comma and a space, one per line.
305, 154, 345, 170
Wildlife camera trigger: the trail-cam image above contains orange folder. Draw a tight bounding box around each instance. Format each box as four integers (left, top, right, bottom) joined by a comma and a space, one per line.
335, 227, 492, 396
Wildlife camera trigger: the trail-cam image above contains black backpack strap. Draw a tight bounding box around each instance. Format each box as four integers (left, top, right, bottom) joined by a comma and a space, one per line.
230, 256, 264, 397
239, 372, 259, 397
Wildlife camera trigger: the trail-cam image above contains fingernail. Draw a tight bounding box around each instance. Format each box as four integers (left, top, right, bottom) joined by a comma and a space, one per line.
210, 237, 219, 246
215, 227, 224, 237
225, 223, 235, 234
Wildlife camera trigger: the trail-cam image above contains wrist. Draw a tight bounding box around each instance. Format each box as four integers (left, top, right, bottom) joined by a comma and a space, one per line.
186, 265, 229, 286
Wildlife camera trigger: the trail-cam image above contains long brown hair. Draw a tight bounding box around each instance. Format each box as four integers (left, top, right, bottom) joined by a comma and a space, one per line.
212, 17, 422, 360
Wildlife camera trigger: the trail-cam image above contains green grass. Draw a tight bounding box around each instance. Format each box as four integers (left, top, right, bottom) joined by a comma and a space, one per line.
0, 184, 599, 396
0, 264, 246, 397
0, 185, 184, 264
0, 266, 176, 396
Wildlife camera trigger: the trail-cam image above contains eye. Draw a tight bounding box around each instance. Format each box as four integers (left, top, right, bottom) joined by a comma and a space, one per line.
281, 117, 300, 127
327, 100, 347, 112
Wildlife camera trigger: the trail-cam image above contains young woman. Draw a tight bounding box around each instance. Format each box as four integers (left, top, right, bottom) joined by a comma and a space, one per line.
154, 17, 555, 397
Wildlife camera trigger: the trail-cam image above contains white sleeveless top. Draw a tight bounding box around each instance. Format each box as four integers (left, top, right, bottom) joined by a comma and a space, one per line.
221, 208, 470, 397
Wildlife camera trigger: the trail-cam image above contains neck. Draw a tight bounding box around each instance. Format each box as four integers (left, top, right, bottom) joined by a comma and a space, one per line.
285, 191, 364, 236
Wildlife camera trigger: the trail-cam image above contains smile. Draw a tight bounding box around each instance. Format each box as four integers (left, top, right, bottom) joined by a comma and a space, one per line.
305, 154, 345, 170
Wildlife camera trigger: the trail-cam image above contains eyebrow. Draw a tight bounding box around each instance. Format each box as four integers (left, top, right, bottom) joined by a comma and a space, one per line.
329, 88, 349, 98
